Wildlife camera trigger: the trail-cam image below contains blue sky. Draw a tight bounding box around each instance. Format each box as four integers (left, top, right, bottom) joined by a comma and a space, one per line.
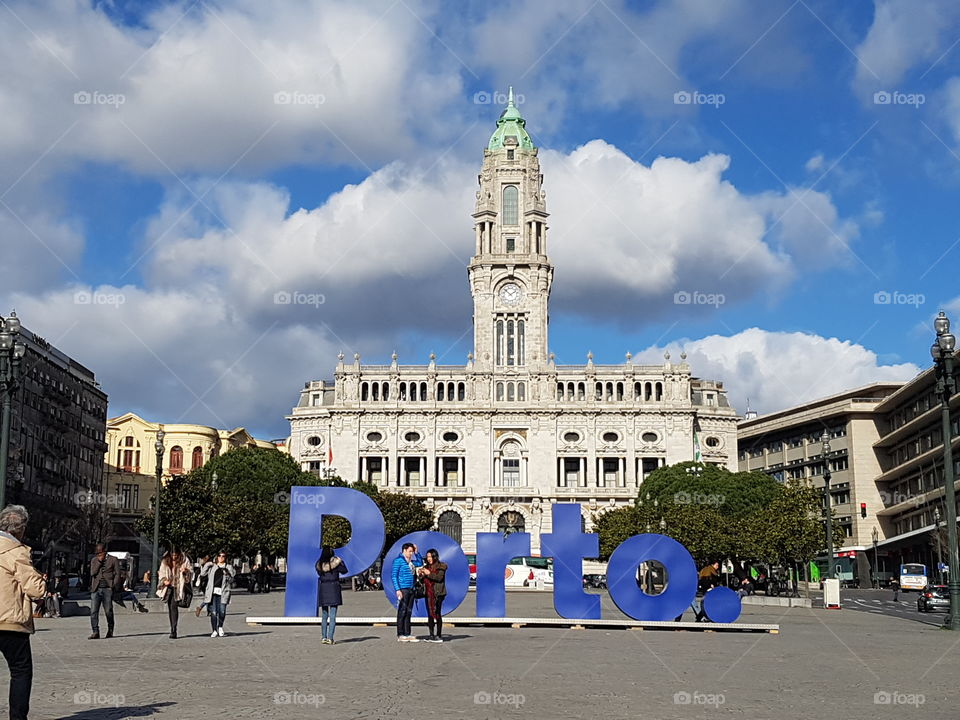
3, 0, 960, 438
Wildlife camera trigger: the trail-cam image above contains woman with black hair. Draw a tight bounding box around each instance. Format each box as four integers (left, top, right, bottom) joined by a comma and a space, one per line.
315, 546, 348, 645
420, 548, 447, 643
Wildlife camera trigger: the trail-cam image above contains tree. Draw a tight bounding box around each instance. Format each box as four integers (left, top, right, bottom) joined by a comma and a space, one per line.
592, 506, 640, 560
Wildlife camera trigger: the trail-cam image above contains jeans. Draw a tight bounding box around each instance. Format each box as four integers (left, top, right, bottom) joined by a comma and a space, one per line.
427, 595, 444, 638
321, 605, 338, 640
90, 587, 114, 635
166, 592, 180, 636
209, 595, 227, 632
397, 588, 414, 637
0, 630, 32, 720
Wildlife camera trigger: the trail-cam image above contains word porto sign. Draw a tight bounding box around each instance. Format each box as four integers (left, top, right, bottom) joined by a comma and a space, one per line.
284, 486, 742, 623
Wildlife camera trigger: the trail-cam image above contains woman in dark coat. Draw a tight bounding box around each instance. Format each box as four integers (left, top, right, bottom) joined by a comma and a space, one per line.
315, 546, 348, 644
420, 548, 447, 643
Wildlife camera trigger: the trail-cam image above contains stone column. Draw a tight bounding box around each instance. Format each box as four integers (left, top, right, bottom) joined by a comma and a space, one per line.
419, 456, 426, 487
520, 456, 527, 487
361, 456, 367, 483
619, 457, 626, 487
458, 456, 464, 487
579, 457, 586, 487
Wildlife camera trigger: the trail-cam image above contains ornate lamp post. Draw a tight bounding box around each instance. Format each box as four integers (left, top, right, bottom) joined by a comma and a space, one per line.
821, 430, 834, 580
931, 310, 960, 629
150, 428, 165, 596
872, 527, 879, 589
934, 507, 943, 584
0, 311, 26, 510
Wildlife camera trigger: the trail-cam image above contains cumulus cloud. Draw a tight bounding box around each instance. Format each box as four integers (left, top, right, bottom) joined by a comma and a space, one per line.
633, 327, 920, 416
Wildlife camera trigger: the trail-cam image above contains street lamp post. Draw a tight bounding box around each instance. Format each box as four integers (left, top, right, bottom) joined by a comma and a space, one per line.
150, 428, 165, 596
644, 521, 654, 594
821, 430, 834, 580
872, 527, 879, 589
934, 507, 943, 584
0, 311, 26, 510
931, 310, 960, 631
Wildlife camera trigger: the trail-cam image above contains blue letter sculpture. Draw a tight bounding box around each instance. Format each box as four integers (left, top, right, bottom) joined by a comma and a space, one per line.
475, 530, 531, 617
540, 504, 600, 619
284, 486, 384, 617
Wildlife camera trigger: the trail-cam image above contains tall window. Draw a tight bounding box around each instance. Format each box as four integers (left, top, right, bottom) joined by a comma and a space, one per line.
502, 185, 519, 225
191, 446, 203, 470
495, 314, 526, 366
498, 510, 525, 534
170, 446, 183, 473
495, 320, 504, 365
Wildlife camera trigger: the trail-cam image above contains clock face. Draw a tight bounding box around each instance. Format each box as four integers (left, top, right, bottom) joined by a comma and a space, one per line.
499, 283, 523, 306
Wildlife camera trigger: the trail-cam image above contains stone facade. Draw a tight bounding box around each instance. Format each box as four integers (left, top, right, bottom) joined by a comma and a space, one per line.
288, 93, 739, 553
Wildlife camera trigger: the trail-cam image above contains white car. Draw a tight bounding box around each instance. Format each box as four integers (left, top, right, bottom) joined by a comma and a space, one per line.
504, 556, 554, 588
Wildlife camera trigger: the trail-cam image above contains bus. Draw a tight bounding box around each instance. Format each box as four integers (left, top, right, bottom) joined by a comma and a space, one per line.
899, 563, 928, 592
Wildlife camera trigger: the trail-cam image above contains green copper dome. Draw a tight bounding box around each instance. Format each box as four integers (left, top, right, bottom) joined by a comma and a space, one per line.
487, 87, 535, 151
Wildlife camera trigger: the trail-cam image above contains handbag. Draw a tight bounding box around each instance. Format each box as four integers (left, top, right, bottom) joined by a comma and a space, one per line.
413, 576, 426, 600
177, 583, 193, 609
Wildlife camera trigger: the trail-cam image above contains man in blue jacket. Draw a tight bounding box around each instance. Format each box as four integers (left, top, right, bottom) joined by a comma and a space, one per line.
392, 543, 423, 642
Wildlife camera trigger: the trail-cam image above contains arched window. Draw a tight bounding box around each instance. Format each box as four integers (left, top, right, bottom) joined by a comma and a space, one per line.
361, 382, 369, 401
517, 320, 525, 365
655, 382, 663, 401
557, 383, 564, 400
496, 382, 504, 401
616, 382, 624, 401
382, 382, 389, 401
507, 382, 515, 401
437, 383, 445, 401
518, 382, 525, 401
169, 446, 183, 473
371, 383, 379, 401
578, 382, 585, 401
191, 446, 203, 470
420, 382, 427, 401
502, 185, 519, 225
498, 511, 525, 536
437, 511, 462, 544
447, 382, 455, 401
458, 382, 466, 401
606, 382, 613, 401
645, 382, 652, 401
634, 382, 642, 400
595, 382, 603, 401
399, 382, 407, 401
507, 319, 515, 365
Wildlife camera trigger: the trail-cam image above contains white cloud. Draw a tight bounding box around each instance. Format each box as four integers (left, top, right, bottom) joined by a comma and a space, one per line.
634, 327, 920, 416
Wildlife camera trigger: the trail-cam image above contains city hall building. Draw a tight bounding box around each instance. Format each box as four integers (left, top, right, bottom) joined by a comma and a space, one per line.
287, 92, 738, 553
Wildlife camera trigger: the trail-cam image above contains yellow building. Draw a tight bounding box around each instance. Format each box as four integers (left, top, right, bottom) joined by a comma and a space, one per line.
103, 412, 275, 571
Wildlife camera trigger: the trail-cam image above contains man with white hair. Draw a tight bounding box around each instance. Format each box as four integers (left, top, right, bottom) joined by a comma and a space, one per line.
0, 505, 45, 720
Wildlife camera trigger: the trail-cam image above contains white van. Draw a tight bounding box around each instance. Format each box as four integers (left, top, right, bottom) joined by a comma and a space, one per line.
504, 556, 554, 588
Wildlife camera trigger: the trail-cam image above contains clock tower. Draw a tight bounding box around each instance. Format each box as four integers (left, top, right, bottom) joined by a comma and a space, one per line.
469, 88, 553, 381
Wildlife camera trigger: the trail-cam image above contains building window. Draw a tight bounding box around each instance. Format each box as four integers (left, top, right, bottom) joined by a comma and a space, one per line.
191, 446, 203, 470
496, 382, 504, 401
502, 185, 519, 225
495, 320, 504, 365
437, 511, 462, 544
404, 431, 421, 444
502, 459, 521, 486
498, 510, 525, 534
506, 237, 515, 252
117, 483, 139, 511
442, 431, 459, 443
366, 431, 384, 443
169, 446, 183, 473
506, 149, 514, 160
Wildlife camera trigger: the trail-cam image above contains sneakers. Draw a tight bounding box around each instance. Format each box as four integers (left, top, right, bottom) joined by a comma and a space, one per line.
406, 636, 420, 643
217, 627, 224, 637
210, 631, 218, 638
397, 635, 418, 642
425, 636, 443, 643
321, 638, 332, 645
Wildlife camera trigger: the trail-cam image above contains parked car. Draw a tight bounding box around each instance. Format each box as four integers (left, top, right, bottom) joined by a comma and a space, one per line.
583, 573, 607, 589
505, 556, 553, 588
917, 584, 949, 613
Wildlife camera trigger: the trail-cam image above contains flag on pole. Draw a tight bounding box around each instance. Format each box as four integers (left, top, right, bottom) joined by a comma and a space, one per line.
327, 445, 333, 467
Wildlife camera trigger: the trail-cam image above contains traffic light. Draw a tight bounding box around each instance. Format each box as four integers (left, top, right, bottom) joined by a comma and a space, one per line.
860, 502, 867, 518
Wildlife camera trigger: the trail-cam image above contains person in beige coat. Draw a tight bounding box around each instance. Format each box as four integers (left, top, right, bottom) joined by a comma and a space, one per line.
0, 505, 46, 720
157, 548, 192, 639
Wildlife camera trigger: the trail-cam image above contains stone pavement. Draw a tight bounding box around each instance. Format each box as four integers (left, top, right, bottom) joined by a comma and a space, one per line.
19, 589, 957, 719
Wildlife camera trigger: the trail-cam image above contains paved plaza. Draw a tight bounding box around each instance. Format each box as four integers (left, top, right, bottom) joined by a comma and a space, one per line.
16, 588, 957, 719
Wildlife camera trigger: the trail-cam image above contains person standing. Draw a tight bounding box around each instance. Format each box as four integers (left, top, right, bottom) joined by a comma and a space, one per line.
391, 543, 423, 642
420, 549, 447, 643
0, 505, 46, 720
88, 544, 119, 639
200, 551, 235, 637
157, 548, 192, 639
315, 547, 348, 645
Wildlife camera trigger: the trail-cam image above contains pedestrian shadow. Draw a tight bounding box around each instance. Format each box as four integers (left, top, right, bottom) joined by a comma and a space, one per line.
58, 701, 174, 718
335, 636, 379, 644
